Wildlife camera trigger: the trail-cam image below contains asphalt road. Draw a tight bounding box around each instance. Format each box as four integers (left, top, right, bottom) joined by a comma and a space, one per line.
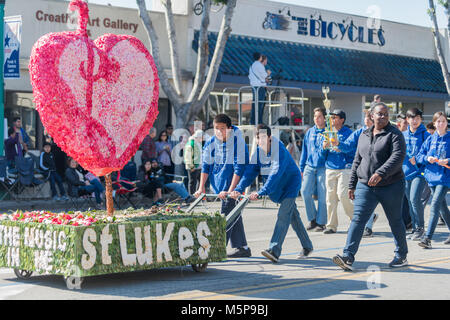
1, 198, 450, 300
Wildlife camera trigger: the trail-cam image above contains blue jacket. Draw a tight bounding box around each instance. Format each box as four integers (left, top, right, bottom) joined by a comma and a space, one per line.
321, 126, 354, 170
338, 126, 366, 154
416, 132, 450, 187
201, 126, 249, 194
235, 137, 301, 203
299, 126, 327, 172
402, 124, 430, 180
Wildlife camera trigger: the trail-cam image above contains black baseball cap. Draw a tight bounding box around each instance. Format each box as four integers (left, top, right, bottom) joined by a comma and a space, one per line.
330, 109, 346, 120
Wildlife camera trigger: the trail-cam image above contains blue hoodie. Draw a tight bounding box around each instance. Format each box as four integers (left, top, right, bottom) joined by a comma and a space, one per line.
299, 126, 327, 172
416, 131, 450, 187
402, 124, 430, 180
338, 126, 366, 154
201, 126, 249, 194
235, 137, 301, 203
321, 126, 355, 170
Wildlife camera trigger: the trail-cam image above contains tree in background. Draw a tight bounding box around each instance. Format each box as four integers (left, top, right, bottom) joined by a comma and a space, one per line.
428, 0, 450, 94
136, 0, 236, 129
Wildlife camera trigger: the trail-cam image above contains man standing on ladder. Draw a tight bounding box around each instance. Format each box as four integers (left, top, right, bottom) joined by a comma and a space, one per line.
249, 52, 271, 125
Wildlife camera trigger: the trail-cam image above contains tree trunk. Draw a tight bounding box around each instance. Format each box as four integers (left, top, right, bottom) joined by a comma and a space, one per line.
429, 0, 450, 94
105, 173, 114, 216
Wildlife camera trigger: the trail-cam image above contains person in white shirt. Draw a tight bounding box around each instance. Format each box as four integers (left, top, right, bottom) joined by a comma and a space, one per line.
248, 53, 271, 125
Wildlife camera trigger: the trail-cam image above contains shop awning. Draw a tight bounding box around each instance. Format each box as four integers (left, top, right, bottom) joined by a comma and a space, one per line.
192, 31, 449, 99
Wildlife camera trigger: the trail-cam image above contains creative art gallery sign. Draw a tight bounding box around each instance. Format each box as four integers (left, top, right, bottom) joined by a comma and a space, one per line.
263, 11, 386, 47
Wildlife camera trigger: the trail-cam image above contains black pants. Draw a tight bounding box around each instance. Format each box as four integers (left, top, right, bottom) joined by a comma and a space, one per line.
222, 198, 248, 248
187, 169, 201, 195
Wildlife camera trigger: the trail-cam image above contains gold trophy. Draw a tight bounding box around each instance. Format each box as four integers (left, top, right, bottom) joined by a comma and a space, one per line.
321, 86, 338, 150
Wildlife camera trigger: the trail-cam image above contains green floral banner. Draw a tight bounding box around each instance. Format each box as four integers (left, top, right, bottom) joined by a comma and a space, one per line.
0, 213, 226, 277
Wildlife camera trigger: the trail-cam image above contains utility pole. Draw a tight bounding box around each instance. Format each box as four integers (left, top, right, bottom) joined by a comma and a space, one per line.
0, 0, 4, 156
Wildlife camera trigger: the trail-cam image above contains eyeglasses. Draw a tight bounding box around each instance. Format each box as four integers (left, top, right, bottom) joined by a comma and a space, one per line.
374, 112, 389, 118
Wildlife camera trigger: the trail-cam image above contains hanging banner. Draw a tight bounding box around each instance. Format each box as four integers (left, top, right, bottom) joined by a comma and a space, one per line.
4, 15, 22, 79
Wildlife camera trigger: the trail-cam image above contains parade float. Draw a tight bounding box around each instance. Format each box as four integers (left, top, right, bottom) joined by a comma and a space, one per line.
0, 0, 226, 289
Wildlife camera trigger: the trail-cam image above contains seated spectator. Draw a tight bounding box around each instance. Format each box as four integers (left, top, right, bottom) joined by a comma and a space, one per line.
137, 160, 164, 205
40, 142, 68, 201
149, 159, 195, 204
120, 159, 137, 182
4, 127, 21, 169
65, 157, 103, 206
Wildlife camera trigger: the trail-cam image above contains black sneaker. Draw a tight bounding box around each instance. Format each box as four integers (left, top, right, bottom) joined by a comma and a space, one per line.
297, 248, 313, 259
363, 227, 373, 238
444, 236, 450, 245
314, 225, 326, 232
227, 247, 252, 258
323, 228, 336, 234
306, 219, 317, 231
184, 196, 196, 204
261, 249, 279, 263
332, 254, 353, 271
388, 256, 408, 268
419, 237, 432, 249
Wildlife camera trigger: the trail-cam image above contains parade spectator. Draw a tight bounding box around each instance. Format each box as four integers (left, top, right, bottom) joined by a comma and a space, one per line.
156, 130, 174, 176
12, 117, 30, 154
136, 160, 164, 205
417, 112, 450, 248
231, 124, 313, 262
195, 114, 251, 258
140, 127, 157, 164
249, 52, 271, 125
40, 142, 68, 201
166, 123, 176, 149
333, 102, 408, 270
184, 129, 203, 194
321, 109, 354, 234
334, 110, 378, 237
300, 107, 328, 232
149, 159, 194, 204
403, 108, 430, 241
396, 113, 408, 132
65, 158, 103, 206
4, 127, 21, 169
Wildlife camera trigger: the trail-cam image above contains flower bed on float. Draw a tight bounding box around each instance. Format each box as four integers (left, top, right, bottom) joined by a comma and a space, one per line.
0, 208, 226, 284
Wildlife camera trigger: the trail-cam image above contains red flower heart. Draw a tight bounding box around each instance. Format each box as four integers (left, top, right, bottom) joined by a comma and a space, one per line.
29, 0, 159, 176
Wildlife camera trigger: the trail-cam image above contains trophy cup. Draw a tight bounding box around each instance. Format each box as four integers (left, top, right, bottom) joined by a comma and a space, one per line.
321, 86, 338, 150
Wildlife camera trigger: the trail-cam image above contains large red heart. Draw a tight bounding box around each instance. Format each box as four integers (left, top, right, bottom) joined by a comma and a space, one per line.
29, 0, 159, 176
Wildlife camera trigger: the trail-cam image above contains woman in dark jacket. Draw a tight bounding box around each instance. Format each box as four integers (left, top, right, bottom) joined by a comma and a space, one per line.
136, 159, 164, 205
333, 103, 408, 271
65, 158, 103, 205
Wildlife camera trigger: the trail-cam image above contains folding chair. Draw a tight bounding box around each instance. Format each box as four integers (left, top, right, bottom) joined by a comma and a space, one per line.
0, 156, 18, 201
28, 153, 52, 198
112, 171, 141, 209
66, 188, 97, 211
14, 156, 44, 200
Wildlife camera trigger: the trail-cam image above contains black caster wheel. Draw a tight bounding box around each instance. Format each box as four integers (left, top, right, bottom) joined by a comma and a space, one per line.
192, 263, 208, 272
14, 269, 33, 280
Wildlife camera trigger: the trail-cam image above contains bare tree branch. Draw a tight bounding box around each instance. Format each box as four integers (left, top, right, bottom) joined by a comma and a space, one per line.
429, 0, 450, 94
162, 0, 183, 98
136, 0, 182, 106
187, 0, 211, 103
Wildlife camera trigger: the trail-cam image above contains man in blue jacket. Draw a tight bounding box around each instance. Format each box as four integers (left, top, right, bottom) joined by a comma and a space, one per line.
194, 114, 251, 258
403, 108, 430, 241
300, 107, 328, 232
321, 110, 355, 234
231, 124, 313, 263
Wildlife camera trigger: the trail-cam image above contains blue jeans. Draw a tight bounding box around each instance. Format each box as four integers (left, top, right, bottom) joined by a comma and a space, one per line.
269, 197, 313, 258
222, 198, 248, 248
79, 184, 103, 204
301, 165, 327, 225
48, 171, 66, 197
250, 86, 266, 125
425, 185, 450, 239
405, 177, 426, 230
165, 182, 189, 199
365, 213, 376, 230
343, 180, 408, 262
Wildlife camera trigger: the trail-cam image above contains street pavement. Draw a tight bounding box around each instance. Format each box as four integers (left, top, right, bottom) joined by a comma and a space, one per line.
0, 197, 450, 300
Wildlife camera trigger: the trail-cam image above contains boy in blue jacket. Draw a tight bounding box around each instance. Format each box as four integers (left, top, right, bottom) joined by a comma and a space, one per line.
403, 108, 431, 241
300, 107, 328, 231
231, 124, 313, 263
194, 114, 251, 258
